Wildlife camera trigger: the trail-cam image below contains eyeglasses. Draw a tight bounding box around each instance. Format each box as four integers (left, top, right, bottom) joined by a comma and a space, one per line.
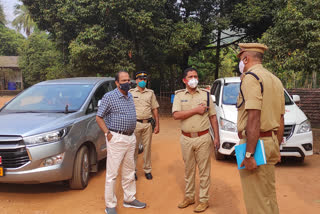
137, 77, 147, 80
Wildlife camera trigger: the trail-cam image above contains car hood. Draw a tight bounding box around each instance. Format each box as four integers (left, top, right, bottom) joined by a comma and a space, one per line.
221, 104, 238, 123
0, 112, 75, 136
284, 104, 307, 125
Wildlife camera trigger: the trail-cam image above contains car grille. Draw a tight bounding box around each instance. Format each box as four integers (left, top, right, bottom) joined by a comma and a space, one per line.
0, 136, 30, 168
284, 125, 295, 139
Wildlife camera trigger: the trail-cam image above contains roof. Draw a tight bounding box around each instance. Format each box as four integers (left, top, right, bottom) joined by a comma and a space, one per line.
37, 77, 115, 85
0, 56, 19, 68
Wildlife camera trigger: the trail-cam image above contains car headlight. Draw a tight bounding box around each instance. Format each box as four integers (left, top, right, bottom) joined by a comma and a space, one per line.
220, 118, 237, 132
24, 127, 69, 146
297, 120, 311, 133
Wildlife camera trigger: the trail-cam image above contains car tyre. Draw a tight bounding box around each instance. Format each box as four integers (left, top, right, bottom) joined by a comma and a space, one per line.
69, 146, 90, 189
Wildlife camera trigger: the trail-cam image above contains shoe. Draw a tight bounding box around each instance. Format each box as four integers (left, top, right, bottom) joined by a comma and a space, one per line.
194, 202, 209, 213
135, 173, 137, 181
105, 207, 117, 214
178, 198, 195, 209
123, 199, 146, 209
145, 173, 152, 180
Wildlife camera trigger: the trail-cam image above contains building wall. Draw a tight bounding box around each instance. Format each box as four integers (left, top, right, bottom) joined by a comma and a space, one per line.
287, 88, 320, 126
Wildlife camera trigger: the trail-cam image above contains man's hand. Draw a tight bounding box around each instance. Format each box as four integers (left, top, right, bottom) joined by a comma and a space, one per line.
195, 104, 208, 115
213, 138, 220, 151
153, 125, 160, 134
240, 157, 257, 171
107, 132, 113, 142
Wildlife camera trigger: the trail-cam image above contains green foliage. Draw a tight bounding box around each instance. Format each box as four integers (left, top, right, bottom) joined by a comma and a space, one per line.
0, 25, 25, 55
19, 31, 66, 87
0, 3, 6, 25
261, 0, 320, 88
12, 1, 36, 36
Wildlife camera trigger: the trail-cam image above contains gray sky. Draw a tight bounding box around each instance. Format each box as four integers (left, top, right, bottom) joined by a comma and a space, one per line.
1, 0, 20, 28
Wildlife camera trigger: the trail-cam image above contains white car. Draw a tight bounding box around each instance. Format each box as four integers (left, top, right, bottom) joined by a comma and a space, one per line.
210, 77, 313, 162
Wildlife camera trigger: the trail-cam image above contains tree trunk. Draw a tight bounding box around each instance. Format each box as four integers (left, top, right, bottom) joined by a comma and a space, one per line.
214, 29, 221, 80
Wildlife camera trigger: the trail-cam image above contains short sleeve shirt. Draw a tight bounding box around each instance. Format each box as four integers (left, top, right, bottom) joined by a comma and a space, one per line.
237, 64, 285, 132
129, 87, 159, 119
172, 88, 216, 133
96, 88, 136, 132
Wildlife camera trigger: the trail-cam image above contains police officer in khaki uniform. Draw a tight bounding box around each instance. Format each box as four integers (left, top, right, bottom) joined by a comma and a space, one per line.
172, 67, 220, 213
236, 43, 285, 214
130, 71, 160, 180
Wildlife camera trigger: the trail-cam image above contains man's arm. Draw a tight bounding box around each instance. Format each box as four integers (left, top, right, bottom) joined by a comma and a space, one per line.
277, 114, 284, 144
240, 109, 260, 170
96, 116, 112, 141
152, 108, 160, 134
209, 115, 220, 149
173, 104, 208, 120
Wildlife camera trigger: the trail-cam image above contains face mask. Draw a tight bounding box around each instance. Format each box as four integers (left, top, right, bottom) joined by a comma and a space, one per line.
119, 82, 131, 92
188, 78, 198, 88
138, 80, 146, 88
239, 60, 245, 74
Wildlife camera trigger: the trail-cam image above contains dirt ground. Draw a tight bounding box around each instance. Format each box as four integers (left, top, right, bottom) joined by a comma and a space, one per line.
0, 96, 320, 214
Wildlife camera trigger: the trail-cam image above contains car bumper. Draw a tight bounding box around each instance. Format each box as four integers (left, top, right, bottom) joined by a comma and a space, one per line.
280, 131, 313, 157
211, 129, 239, 156
0, 141, 73, 184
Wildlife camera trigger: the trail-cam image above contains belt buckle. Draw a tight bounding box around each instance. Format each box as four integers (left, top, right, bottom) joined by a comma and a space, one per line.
190, 132, 198, 138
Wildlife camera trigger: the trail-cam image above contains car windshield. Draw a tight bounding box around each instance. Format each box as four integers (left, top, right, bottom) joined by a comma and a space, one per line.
1, 84, 94, 113
222, 82, 294, 106
222, 83, 240, 105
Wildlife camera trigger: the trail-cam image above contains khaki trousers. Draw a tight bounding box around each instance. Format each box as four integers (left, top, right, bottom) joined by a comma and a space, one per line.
180, 133, 212, 202
105, 131, 136, 208
134, 122, 153, 173
239, 134, 280, 214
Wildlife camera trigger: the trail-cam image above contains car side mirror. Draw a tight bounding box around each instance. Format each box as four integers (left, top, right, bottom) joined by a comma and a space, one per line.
211, 95, 216, 103
292, 95, 300, 103
98, 100, 101, 107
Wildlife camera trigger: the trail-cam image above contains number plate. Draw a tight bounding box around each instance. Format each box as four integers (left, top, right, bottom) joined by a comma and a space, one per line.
0, 166, 3, 177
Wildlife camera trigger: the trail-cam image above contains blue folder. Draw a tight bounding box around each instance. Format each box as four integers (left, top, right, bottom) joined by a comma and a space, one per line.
235, 139, 267, 170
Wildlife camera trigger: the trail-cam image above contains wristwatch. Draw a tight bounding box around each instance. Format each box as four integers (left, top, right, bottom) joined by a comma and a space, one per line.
245, 152, 254, 158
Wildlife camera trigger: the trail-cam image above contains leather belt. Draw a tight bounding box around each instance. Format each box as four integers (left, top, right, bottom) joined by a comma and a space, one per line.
137, 118, 152, 123
109, 129, 134, 136
182, 129, 209, 138
238, 130, 277, 139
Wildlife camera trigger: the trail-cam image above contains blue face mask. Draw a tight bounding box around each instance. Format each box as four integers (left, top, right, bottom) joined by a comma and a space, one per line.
138, 80, 147, 88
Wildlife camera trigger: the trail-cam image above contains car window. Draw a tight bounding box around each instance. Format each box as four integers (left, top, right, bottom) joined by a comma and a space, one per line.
1, 84, 93, 113
91, 81, 116, 111
284, 91, 294, 105
222, 83, 240, 105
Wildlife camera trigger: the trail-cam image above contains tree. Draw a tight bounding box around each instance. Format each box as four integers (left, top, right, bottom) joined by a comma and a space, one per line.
0, 3, 6, 25
12, 1, 36, 36
261, 0, 320, 88
19, 31, 66, 86
0, 25, 25, 55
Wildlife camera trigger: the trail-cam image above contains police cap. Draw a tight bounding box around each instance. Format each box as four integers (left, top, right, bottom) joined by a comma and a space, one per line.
135, 71, 148, 79
237, 43, 268, 58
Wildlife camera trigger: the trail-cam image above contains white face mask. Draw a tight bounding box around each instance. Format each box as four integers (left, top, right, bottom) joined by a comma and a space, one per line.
188, 78, 198, 88
239, 60, 245, 74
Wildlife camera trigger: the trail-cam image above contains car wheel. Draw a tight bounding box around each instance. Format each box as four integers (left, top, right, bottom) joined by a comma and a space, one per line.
214, 149, 225, 160
69, 146, 90, 189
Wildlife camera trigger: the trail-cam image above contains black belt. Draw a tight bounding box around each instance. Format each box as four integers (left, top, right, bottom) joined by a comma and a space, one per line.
109, 129, 134, 136
137, 118, 152, 123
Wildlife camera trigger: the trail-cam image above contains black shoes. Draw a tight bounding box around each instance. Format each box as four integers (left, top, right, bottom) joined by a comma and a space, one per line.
145, 173, 153, 180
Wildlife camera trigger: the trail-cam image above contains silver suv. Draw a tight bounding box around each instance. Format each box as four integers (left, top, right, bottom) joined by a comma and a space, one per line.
0, 77, 117, 189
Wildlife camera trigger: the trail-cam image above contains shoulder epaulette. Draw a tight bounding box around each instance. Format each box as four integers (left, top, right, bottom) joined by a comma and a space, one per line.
175, 89, 185, 95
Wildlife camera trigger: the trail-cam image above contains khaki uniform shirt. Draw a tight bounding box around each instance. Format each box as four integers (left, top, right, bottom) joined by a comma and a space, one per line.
237, 64, 285, 132
172, 88, 216, 133
129, 87, 159, 120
